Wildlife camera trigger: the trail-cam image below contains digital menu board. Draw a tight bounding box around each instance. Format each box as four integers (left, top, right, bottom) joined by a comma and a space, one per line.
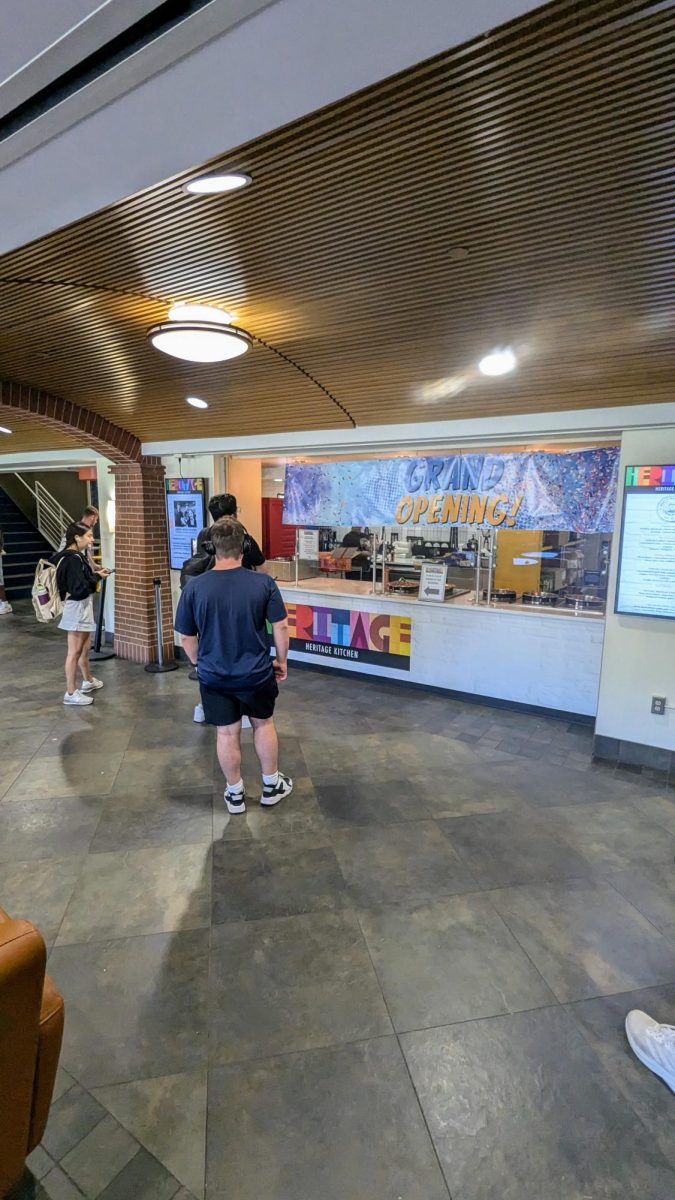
165, 478, 207, 569
615, 464, 675, 620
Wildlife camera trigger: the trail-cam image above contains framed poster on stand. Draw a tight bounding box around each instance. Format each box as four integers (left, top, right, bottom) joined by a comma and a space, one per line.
615, 464, 675, 620
165, 478, 207, 569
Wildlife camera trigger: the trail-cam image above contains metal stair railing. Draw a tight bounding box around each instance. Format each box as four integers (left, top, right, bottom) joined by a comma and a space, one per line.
12, 474, 74, 549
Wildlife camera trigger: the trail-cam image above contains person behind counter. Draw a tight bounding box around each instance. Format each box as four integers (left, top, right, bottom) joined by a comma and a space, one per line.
341, 527, 371, 581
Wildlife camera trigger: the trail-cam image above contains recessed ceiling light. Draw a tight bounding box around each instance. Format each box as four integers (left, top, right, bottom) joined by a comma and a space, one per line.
184, 172, 252, 195
273, 477, 283, 482
187, 396, 208, 409
148, 303, 251, 363
0, 426, 12, 434
478, 348, 517, 377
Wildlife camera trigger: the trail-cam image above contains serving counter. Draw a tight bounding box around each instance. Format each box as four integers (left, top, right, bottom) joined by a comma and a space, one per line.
278, 576, 605, 717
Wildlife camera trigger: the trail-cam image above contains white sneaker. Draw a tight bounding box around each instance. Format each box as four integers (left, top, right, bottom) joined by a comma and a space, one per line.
81, 677, 103, 693
63, 690, 94, 706
625, 1010, 675, 1093
193, 703, 206, 724
225, 786, 246, 815
0, 600, 12, 615
261, 772, 293, 808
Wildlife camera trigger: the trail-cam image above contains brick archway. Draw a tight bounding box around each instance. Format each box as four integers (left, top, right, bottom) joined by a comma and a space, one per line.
1, 378, 174, 664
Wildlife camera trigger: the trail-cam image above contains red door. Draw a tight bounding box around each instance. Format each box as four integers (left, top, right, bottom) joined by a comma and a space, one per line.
262, 498, 297, 558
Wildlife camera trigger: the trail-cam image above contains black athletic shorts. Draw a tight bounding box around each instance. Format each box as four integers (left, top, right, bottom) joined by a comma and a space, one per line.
199, 675, 279, 727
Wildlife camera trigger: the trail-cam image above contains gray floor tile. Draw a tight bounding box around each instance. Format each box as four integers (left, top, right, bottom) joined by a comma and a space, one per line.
209, 910, 391, 1063
90, 790, 213, 853
437, 809, 594, 887
0, 857, 82, 942
490, 879, 675, 1002
60, 1113, 138, 1199
548, 801, 675, 870
608, 864, 675, 939
629, 791, 675, 836
36, 725, 133, 758
568, 984, 675, 1170
211, 832, 345, 923
206, 1039, 450, 1200
97, 1150, 181, 1200
52, 1068, 77, 1103
41, 1086, 107, 1161
126, 718, 214, 752
331, 819, 477, 908
0, 758, 32, 799
401, 1007, 675, 1200
41, 1168, 87, 1200
2, 753, 124, 802
315, 780, 431, 825
417, 761, 532, 817
358, 893, 554, 1032
112, 749, 214, 794
56, 844, 211, 944
25, 1147, 56, 1182
0, 795, 103, 863
93, 1072, 206, 1199
48, 931, 209, 1087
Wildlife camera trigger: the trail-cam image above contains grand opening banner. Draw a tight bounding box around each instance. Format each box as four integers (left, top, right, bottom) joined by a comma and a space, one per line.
283, 448, 619, 532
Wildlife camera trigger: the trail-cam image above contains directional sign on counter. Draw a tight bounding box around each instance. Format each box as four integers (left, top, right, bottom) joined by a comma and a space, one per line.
297, 528, 320, 560
418, 561, 448, 602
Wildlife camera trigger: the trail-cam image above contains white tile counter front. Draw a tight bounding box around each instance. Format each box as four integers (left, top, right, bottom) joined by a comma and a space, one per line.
278, 578, 605, 717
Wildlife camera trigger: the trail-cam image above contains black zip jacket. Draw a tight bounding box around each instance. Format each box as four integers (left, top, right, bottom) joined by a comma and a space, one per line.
52, 549, 99, 601
195, 525, 265, 570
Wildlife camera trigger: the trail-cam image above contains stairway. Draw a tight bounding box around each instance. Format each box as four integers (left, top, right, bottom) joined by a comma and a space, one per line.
0, 487, 54, 600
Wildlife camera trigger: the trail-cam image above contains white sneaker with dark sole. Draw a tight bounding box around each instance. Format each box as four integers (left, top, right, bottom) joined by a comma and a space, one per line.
261, 772, 293, 807
225, 788, 247, 815
81, 677, 104, 693
625, 1010, 675, 1093
0, 601, 12, 615
63, 690, 94, 706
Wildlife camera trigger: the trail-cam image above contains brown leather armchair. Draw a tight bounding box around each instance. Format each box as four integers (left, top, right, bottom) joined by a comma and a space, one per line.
0, 909, 64, 1197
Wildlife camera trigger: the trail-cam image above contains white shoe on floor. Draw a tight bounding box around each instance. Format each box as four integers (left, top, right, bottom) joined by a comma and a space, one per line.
625, 1010, 675, 1093
63, 690, 94, 706
224, 786, 246, 815
260, 772, 293, 807
81, 677, 103, 692
193, 703, 205, 723
0, 600, 12, 615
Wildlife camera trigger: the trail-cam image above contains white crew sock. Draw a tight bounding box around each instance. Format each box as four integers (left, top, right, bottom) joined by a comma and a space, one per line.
263, 771, 279, 787
227, 779, 244, 794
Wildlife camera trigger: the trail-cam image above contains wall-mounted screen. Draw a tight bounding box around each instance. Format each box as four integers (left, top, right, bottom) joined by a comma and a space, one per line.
615, 464, 675, 620
165, 478, 206, 569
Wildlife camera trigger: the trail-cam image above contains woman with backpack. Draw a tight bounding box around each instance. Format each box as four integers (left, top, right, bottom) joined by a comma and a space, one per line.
54, 521, 107, 706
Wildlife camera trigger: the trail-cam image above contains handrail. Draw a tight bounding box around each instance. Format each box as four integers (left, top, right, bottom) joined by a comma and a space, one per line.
12, 473, 74, 550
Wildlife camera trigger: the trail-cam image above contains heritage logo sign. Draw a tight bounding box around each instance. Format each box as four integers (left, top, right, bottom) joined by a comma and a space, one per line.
286, 603, 412, 671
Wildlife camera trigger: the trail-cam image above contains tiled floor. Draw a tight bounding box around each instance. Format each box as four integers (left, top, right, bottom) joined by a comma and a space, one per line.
2, 603, 675, 1199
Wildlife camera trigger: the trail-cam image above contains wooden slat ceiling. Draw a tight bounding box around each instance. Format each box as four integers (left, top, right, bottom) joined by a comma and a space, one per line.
0, 0, 673, 453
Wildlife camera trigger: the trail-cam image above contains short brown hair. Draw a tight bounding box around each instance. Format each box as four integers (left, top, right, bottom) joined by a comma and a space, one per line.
210, 517, 245, 559
83, 505, 99, 519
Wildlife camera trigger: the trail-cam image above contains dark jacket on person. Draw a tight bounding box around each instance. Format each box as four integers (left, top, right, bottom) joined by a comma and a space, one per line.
52, 549, 99, 601
195, 525, 265, 571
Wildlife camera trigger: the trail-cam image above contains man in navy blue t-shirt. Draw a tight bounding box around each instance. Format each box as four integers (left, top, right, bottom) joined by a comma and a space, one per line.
175, 517, 293, 814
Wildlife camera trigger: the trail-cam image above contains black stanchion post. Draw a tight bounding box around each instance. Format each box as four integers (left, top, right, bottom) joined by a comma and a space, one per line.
90, 574, 115, 662
144, 576, 178, 674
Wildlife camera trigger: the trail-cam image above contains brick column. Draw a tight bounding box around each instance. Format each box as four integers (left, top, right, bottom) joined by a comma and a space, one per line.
110, 457, 175, 664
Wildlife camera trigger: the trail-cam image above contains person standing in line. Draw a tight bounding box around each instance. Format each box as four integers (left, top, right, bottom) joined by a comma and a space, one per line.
192, 492, 265, 723
0, 529, 11, 615
175, 517, 292, 813
54, 522, 108, 706
58, 505, 106, 573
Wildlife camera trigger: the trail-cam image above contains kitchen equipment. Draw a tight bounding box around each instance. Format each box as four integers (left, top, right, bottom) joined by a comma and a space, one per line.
563, 593, 604, 611
484, 588, 517, 603
522, 591, 558, 606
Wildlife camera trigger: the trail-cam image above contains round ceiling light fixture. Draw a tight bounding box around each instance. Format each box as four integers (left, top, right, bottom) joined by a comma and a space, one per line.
148, 303, 251, 363
183, 172, 252, 195
186, 396, 208, 409
478, 347, 517, 377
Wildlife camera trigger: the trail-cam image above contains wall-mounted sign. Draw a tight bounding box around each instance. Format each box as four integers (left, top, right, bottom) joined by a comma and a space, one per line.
286, 602, 412, 670
297, 528, 320, 559
283, 448, 619, 533
418, 561, 448, 602
615, 464, 675, 620
165, 478, 206, 569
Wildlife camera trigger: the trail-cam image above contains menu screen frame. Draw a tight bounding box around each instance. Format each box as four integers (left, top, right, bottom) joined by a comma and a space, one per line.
165, 477, 207, 570
615, 463, 675, 621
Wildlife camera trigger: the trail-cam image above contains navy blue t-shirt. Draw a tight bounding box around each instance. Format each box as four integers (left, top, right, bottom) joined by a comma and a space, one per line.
175, 567, 287, 690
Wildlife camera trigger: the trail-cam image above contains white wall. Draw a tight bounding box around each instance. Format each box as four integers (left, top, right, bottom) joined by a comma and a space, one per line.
595, 427, 675, 750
